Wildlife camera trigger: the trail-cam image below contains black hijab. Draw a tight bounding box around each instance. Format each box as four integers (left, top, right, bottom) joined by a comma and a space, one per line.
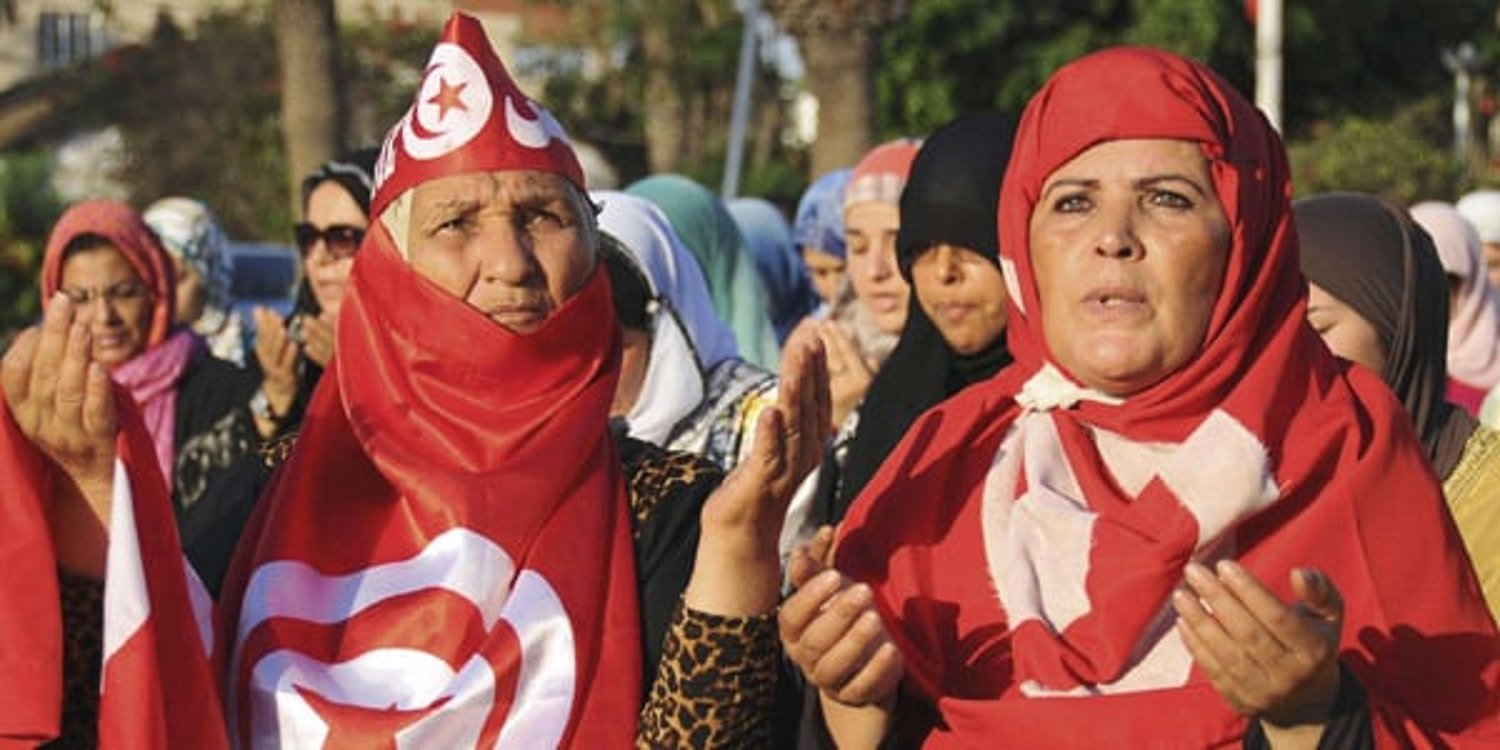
291, 148, 379, 319
1295, 192, 1476, 479
822, 112, 1017, 523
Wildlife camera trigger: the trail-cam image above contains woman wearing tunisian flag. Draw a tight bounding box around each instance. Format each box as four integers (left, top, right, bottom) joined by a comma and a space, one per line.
216, 10, 826, 750
781, 47, 1500, 747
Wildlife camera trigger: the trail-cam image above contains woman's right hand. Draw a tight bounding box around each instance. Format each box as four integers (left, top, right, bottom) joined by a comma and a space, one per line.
2, 293, 117, 496
781, 526, 903, 706
252, 306, 299, 422
783, 320, 874, 430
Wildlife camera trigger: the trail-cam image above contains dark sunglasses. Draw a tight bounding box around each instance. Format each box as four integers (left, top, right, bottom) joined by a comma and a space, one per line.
294, 223, 365, 260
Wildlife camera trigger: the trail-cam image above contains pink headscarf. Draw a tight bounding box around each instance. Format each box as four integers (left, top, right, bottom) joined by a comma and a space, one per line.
40, 199, 200, 488
1410, 201, 1500, 392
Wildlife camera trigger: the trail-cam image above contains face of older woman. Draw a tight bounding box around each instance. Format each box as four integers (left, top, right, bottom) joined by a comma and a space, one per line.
59, 245, 154, 369
911, 243, 1007, 355
845, 202, 910, 334
405, 170, 596, 334
1030, 138, 1231, 395
1305, 281, 1387, 374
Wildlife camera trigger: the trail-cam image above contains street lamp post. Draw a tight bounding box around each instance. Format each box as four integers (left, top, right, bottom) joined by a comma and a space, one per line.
1442, 42, 1480, 169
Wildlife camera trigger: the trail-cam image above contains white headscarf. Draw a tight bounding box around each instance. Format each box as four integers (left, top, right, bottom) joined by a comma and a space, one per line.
1456, 190, 1500, 244
594, 191, 740, 445
1411, 201, 1500, 390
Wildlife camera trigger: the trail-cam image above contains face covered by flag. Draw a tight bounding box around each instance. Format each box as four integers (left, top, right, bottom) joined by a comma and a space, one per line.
219, 12, 643, 749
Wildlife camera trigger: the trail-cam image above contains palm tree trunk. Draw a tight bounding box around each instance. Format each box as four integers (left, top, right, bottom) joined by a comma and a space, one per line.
800, 24, 877, 176
273, 0, 341, 218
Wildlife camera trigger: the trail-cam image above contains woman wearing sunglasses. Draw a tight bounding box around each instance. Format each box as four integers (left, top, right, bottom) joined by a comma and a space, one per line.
250, 149, 376, 441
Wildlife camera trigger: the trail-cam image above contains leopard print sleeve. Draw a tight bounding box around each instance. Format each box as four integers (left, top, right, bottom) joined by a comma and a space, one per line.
637, 598, 779, 749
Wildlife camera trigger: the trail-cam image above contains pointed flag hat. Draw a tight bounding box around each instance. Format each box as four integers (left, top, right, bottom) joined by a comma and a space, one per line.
371, 12, 585, 218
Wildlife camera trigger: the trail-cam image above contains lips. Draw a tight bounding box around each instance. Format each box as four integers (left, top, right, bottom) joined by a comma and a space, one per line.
1081, 285, 1148, 320
864, 292, 904, 315
485, 301, 551, 331
930, 301, 974, 324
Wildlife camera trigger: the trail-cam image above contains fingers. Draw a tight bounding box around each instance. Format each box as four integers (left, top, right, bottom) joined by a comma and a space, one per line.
807, 525, 836, 567
779, 568, 845, 643
1291, 568, 1343, 623
787, 547, 825, 590
53, 322, 91, 428
28, 293, 74, 412
819, 322, 870, 378
831, 640, 903, 706
811, 607, 890, 692
81, 362, 116, 439
1, 326, 40, 406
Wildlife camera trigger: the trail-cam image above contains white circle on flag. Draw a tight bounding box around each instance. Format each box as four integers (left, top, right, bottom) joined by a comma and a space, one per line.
403, 43, 493, 161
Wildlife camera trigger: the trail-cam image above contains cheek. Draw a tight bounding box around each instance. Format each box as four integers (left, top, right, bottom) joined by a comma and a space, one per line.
410, 250, 475, 298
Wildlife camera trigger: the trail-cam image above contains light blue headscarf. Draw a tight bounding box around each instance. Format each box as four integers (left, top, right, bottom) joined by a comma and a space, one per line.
625, 175, 780, 368
726, 197, 819, 344
791, 169, 851, 260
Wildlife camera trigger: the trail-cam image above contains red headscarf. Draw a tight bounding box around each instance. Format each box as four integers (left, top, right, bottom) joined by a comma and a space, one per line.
836, 47, 1500, 747
40, 199, 202, 489
219, 12, 642, 748
41, 199, 175, 347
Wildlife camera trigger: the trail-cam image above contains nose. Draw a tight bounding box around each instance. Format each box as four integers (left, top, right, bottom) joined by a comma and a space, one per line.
1093, 203, 1143, 260
870, 236, 898, 280
77, 295, 122, 325
930, 245, 962, 284
475, 220, 543, 287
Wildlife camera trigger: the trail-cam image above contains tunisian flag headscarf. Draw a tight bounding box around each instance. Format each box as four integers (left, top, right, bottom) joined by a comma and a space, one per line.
836, 47, 1500, 747
219, 12, 641, 748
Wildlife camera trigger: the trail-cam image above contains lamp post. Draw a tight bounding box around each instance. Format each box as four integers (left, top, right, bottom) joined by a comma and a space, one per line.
722, 0, 761, 200
1442, 42, 1480, 169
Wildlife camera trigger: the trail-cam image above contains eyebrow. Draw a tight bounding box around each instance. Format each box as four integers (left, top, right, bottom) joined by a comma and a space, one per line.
1040, 174, 1212, 199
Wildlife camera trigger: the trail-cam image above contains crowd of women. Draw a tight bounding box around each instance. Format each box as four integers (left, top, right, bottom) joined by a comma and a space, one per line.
1, 10, 1498, 749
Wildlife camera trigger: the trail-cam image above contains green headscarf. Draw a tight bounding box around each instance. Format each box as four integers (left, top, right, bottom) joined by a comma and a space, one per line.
625, 174, 780, 368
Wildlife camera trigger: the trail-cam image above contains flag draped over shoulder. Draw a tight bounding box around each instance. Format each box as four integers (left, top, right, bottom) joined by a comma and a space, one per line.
836, 46, 1500, 748
0, 391, 226, 748
220, 223, 641, 749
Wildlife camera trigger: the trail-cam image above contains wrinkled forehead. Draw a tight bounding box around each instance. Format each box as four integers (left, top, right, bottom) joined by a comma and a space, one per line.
406, 169, 580, 208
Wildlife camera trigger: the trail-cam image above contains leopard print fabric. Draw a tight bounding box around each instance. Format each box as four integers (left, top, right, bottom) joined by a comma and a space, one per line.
45, 571, 103, 749
626, 447, 716, 526
257, 430, 299, 470
638, 600, 779, 749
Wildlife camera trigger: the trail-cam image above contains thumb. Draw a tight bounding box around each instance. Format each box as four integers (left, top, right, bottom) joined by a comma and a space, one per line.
1291, 567, 1342, 623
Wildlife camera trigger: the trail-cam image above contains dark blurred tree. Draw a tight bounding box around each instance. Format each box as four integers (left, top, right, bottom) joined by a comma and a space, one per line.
768, 0, 909, 177
0, 151, 62, 345
273, 0, 342, 219
1289, 97, 1461, 203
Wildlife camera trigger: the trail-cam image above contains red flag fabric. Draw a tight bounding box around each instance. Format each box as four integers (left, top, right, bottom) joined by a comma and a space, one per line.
836, 47, 1500, 747
0, 389, 227, 748
219, 221, 641, 747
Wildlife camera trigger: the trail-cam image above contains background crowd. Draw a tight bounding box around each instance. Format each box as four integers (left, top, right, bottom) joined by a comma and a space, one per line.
2, 6, 1500, 750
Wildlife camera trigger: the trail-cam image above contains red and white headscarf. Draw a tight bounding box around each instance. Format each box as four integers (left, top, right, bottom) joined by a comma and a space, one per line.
836, 47, 1500, 747
220, 12, 642, 748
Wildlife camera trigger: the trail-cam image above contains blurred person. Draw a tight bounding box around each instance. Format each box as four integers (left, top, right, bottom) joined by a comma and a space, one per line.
782, 47, 1500, 747
142, 197, 246, 366
805, 113, 1015, 536
249, 149, 377, 439
0, 201, 253, 746
627, 174, 781, 369
792, 169, 852, 306
217, 15, 827, 745
785, 139, 921, 432
1410, 201, 1500, 422
596, 190, 778, 472
1455, 188, 1500, 289
727, 197, 820, 344
1298, 192, 1500, 620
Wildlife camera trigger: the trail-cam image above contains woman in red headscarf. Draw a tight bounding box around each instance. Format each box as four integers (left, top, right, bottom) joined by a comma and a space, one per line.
780, 47, 1500, 747
0, 201, 233, 746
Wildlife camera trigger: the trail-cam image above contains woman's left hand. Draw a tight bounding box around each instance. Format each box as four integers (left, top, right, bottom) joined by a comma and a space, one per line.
687, 335, 831, 616
1172, 561, 1343, 736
